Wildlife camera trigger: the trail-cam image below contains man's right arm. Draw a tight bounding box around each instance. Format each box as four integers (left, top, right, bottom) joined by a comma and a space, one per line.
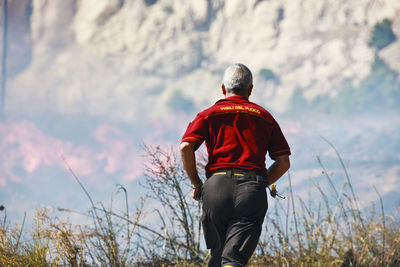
180, 141, 203, 200
266, 155, 290, 185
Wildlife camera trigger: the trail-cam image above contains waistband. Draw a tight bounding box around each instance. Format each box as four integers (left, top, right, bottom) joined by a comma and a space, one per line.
210, 168, 268, 184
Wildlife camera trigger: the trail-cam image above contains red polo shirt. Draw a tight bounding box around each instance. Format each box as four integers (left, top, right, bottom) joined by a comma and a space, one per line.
181, 95, 291, 177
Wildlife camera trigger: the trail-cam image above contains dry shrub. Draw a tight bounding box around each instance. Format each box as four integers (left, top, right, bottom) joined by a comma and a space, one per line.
0, 143, 399, 266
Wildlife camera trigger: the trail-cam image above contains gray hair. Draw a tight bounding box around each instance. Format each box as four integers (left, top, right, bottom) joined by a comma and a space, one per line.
222, 63, 253, 95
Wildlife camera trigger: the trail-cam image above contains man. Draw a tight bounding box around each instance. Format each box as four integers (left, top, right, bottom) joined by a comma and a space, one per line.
180, 63, 290, 267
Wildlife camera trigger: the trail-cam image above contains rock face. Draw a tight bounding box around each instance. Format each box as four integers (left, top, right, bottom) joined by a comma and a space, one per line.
0, 0, 32, 78
5, 0, 400, 119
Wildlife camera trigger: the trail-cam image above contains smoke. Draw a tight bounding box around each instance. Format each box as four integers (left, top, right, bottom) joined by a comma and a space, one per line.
0, 119, 143, 187
1, 0, 399, 227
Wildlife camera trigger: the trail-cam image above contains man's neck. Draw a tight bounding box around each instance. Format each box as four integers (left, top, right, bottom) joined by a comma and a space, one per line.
225, 93, 248, 99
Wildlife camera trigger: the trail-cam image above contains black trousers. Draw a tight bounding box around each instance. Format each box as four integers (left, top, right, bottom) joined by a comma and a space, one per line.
201, 172, 268, 267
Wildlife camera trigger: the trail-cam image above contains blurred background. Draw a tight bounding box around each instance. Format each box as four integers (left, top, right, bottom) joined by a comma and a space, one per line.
1, 0, 399, 227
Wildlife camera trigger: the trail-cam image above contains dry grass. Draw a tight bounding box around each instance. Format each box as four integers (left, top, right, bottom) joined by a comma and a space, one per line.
0, 144, 399, 266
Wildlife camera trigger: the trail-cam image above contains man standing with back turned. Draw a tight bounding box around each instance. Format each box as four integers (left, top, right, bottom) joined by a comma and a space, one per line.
180, 63, 291, 267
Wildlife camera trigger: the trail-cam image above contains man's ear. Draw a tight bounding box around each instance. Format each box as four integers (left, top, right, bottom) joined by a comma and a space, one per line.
247, 85, 253, 98
221, 84, 226, 96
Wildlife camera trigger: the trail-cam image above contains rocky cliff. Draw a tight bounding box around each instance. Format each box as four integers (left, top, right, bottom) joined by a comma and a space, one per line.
4, 0, 400, 120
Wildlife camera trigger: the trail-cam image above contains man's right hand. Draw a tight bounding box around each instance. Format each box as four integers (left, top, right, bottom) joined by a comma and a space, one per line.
192, 186, 202, 201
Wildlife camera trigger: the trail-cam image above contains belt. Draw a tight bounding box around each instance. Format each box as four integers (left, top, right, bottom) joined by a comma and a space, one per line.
211, 168, 268, 184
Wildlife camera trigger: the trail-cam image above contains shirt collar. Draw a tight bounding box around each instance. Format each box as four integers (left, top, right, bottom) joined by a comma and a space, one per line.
217, 95, 248, 103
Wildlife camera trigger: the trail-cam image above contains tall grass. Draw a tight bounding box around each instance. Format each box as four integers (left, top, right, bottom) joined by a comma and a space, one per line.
251, 140, 400, 266
0, 144, 399, 266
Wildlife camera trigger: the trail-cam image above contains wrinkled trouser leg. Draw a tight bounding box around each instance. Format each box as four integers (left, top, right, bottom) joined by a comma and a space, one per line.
221, 180, 267, 267
201, 174, 268, 267
202, 174, 234, 267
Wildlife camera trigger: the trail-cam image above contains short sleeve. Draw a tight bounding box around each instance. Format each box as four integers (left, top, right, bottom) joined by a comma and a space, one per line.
181, 114, 209, 150
268, 120, 291, 160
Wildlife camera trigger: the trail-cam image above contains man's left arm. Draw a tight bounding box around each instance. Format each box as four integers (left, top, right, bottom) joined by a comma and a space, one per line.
180, 141, 203, 201
266, 154, 290, 185
267, 119, 291, 185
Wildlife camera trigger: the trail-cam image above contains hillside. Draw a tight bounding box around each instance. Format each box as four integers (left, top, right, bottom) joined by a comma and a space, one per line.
4, 0, 400, 119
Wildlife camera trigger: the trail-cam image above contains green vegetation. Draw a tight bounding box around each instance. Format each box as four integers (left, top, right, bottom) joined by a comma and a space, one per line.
144, 0, 157, 6
1, 144, 399, 266
259, 68, 280, 84
167, 90, 195, 112
290, 55, 400, 114
368, 19, 397, 50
